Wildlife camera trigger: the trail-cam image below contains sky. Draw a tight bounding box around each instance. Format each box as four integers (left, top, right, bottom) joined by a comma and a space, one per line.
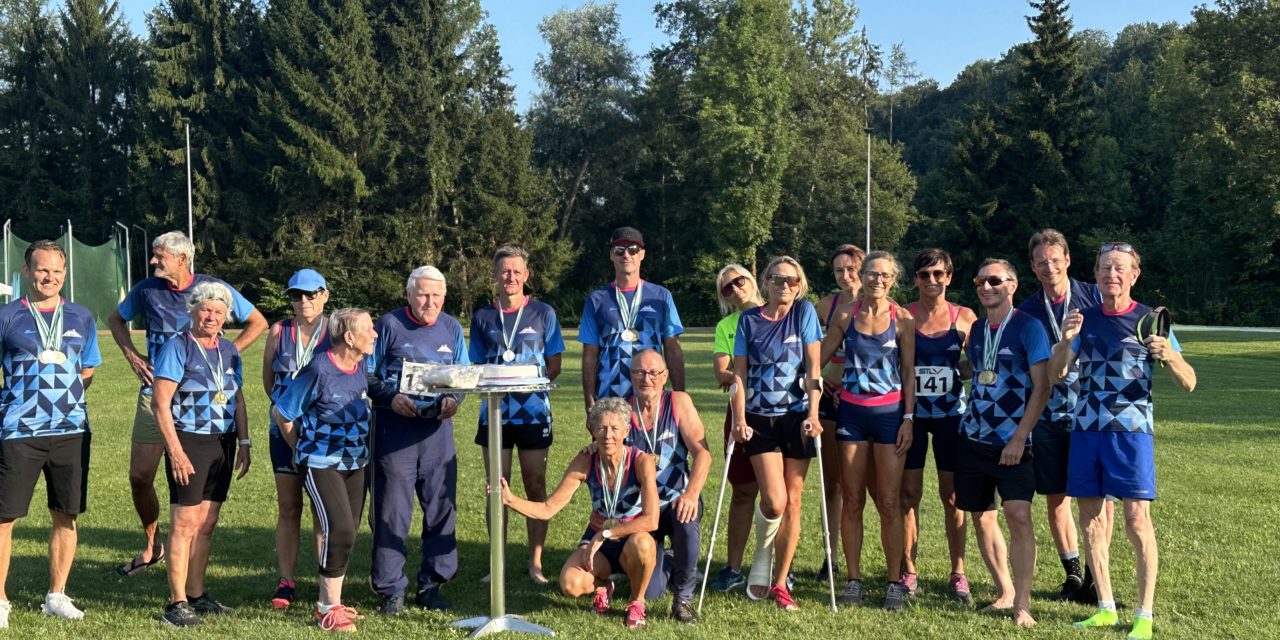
113, 0, 1203, 111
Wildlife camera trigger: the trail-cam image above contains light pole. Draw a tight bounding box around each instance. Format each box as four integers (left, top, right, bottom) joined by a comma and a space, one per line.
181, 117, 194, 266
865, 125, 872, 252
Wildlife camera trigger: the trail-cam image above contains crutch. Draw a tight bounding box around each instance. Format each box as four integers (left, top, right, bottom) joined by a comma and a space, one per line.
696, 438, 736, 615
808, 421, 838, 612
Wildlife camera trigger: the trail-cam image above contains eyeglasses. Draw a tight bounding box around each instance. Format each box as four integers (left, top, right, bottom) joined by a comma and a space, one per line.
865, 271, 896, 282
1033, 257, 1065, 270
720, 275, 749, 297
973, 276, 1015, 287
632, 369, 667, 380
766, 273, 800, 287
611, 244, 642, 257
289, 290, 323, 302
1100, 242, 1135, 256
915, 269, 949, 281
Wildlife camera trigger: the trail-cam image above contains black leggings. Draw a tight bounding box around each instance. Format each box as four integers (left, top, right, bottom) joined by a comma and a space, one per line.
303, 466, 366, 578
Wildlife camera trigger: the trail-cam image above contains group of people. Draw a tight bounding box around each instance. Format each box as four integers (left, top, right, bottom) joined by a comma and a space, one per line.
0, 226, 1194, 639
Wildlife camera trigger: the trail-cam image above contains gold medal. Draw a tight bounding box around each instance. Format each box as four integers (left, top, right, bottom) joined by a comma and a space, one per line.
214, 391, 229, 405
977, 370, 997, 386
601, 518, 619, 530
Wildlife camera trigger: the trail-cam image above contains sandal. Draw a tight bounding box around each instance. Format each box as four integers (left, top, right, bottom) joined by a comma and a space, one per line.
117, 548, 165, 576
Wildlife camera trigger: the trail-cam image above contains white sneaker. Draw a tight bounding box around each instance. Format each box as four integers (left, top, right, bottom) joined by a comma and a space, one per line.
42, 592, 84, 620
0, 599, 11, 628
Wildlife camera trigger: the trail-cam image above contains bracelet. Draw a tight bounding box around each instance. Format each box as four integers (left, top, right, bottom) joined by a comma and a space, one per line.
238, 438, 252, 447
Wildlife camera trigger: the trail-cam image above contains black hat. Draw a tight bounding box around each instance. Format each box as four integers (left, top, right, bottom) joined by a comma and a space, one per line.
610, 226, 644, 248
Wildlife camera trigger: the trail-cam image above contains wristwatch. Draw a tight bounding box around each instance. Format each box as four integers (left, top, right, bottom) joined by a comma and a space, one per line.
601, 528, 614, 540
238, 438, 252, 446
902, 413, 914, 422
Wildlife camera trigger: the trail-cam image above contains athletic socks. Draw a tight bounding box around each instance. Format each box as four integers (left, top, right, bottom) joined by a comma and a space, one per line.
317, 602, 336, 614
1060, 551, 1082, 578
1135, 608, 1153, 619
748, 505, 782, 589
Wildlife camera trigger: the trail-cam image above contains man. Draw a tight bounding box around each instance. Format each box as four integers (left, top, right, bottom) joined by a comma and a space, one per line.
956, 259, 1050, 628
1016, 229, 1106, 602
468, 246, 565, 584
1051, 242, 1195, 640
106, 231, 267, 577
626, 349, 710, 623
368, 266, 468, 614
0, 241, 101, 628
580, 227, 685, 408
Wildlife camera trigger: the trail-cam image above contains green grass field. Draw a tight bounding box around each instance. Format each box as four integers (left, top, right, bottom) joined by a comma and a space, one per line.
3, 328, 1278, 638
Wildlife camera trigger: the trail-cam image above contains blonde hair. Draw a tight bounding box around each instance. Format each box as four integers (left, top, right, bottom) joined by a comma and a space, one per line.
762, 256, 809, 301
715, 263, 762, 315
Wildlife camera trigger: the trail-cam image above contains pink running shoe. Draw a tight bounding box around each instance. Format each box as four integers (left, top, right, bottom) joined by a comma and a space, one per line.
902, 572, 919, 595
315, 606, 357, 632
769, 585, 799, 611
949, 572, 972, 603
624, 600, 647, 629
592, 581, 615, 616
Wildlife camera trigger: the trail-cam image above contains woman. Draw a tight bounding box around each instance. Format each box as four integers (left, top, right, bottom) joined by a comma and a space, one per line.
813, 243, 864, 580
262, 269, 331, 608
902, 249, 976, 602
152, 282, 251, 628
731, 256, 823, 610
501, 398, 660, 629
708, 264, 764, 591
273, 308, 376, 632
820, 250, 916, 611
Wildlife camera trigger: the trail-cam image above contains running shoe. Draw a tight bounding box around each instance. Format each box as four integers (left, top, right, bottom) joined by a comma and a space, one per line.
1057, 574, 1084, 601
884, 581, 909, 611
1073, 608, 1119, 629
902, 572, 919, 595
160, 601, 201, 628
415, 585, 449, 611
42, 592, 85, 620
1073, 574, 1100, 605
769, 585, 799, 611
948, 572, 972, 604
837, 579, 865, 606
271, 578, 296, 610
316, 605, 358, 632
671, 600, 697, 624
592, 581, 615, 616
1128, 617, 1153, 640
815, 558, 837, 583
0, 600, 10, 629
378, 594, 404, 616
709, 566, 745, 591
189, 593, 233, 615
787, 570, 797, 591
624, 600, 647, 629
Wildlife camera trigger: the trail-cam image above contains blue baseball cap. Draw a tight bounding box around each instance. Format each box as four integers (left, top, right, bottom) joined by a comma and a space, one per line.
285, 269, 327, 293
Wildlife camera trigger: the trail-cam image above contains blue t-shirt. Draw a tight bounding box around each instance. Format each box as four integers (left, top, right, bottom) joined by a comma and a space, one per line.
733, 301, 823, 416
276, 352, 371, 470
579, 281, 684, 399
268, 317, 331, 436
0, 299, 102, 439
961, 310, 1051, 445
468, 299, 565, 427
117, 274, 256, 394
153, 333, 243, 436
1017, 278, 1102, 423
369, 308, 469, 430
1071, 302, 1180, 435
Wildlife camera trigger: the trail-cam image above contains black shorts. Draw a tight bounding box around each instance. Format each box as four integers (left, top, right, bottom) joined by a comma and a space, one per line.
270, 430, 298, 475
165, 431, 235, 506
742, 412, 816, 460
1032, 419, 1071, 495
905, 415, 962, 472
0, 433, 90, 518
817, 391, 840, 422
955, 437, 1035, 513
474, 421, 552, 450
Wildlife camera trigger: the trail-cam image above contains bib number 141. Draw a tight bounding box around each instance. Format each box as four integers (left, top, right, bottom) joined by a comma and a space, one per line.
915, 366, 953, 397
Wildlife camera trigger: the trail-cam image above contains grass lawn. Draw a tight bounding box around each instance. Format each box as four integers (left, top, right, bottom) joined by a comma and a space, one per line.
3, 327, 1277, 638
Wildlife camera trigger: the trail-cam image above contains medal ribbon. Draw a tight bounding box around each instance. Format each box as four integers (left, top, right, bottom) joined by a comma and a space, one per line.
497, 299, 528, 356
614, 281, 645, 334
631, 395, 662, 457
189, 332, 226, 397
982, 309, 1014, 378
26, 296, 64, 353
295, 317, 325, 371
597, 450, 628, 520
1042, 286, 1071, 342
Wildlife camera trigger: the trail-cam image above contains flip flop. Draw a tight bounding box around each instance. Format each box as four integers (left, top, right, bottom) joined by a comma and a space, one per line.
117, 550, 165, 576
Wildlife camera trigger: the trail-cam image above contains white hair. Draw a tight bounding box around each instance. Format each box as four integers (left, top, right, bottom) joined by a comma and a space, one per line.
154, 231, 195, 264
406, 265, 447, 293
328, 308, 371, 346
186, 281, 233, 311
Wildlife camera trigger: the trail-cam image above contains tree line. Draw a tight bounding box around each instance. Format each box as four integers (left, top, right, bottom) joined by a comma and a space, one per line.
1, 0, 1275, 325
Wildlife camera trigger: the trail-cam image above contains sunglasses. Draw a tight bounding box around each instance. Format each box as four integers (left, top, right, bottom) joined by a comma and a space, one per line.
611, 244, 642, 257
720, 275, 749, 297
766, 273, 800, 287
1100, 241, 1135, 256
973, 276, 1015, 287
288, 289, 323, 302
915, 268, 949, 281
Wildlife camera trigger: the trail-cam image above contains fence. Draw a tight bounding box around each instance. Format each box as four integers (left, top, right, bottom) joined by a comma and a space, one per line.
3, 220, 132, 330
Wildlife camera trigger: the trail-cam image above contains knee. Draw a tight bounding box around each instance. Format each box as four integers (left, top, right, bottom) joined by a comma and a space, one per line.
523, 477, 548, 500
626, 531, 656, 558
327, 520, 357, 554
875, 490, 901, 517
784, 491, 805, 516
1124, 509, 1154, 539
197, 514, 220, 537
759, 491, 786, 519
277, 497, 304, 522
841, 485, 866, 513
171, 514, 200, 538
560, 571, 593, 598
128, 467, 154, 487
1004, 506, 1032, 534
901, 484, 923, 508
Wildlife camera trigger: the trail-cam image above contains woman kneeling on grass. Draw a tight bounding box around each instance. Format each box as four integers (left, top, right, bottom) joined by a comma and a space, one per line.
501, 398, 660, 629
273, 308, 376, 632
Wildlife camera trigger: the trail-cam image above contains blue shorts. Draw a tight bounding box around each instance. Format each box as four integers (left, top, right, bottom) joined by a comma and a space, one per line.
905, 415, 962, 471
836, 401, 902, 444
1066, 430, 1156, 500
269, 430, 297, 475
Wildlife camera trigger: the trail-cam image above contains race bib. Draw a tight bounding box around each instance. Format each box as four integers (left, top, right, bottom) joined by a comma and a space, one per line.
915, 366, 955, 397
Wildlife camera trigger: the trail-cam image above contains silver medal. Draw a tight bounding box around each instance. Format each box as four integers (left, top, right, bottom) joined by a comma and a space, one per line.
621, 328, 637, 343
977, 370, 997, 386
502, 349, 516, 363
39, 349, 66, 365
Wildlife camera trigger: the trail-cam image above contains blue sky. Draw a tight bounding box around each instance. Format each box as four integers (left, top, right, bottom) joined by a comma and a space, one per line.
113, 0, 1201, 111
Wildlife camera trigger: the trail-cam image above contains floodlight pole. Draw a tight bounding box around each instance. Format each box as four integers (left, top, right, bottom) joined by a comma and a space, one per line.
183, 118, 194, 268
865, 125, 872, 252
